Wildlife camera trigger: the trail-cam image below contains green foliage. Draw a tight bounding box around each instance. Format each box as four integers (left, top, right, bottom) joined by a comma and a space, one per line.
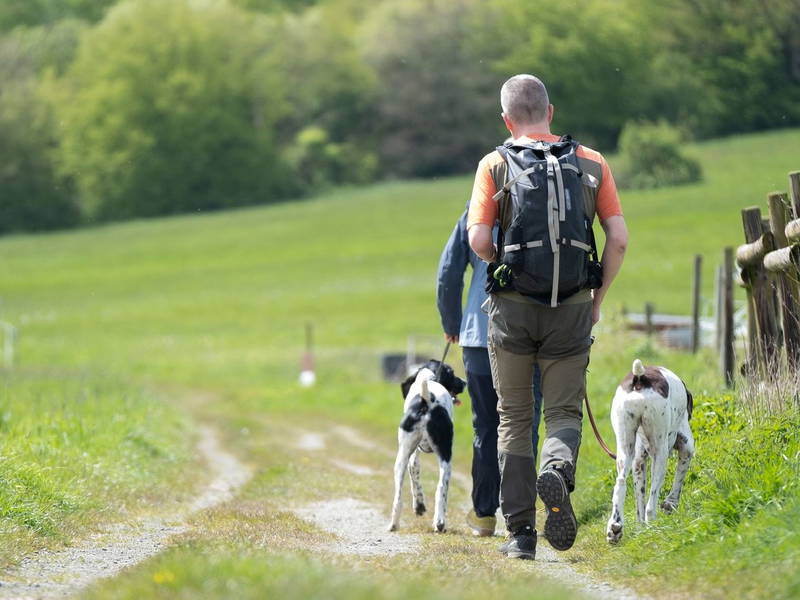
615, 121, 702, 189
2, 0, 800, 231
639, 0, 800, 137
0, 0, 116, 29
0, 24, 83, 233
490, 0, 656, 150
232, 0, 320, 13
270, 2, 377, 147
0, 83, 79, 233
363, 0, 503, 177
55, 0, 291, 221
286, 126, 377, 188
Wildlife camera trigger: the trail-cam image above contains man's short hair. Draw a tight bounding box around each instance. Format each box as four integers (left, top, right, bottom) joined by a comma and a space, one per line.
500, 74, 549, 125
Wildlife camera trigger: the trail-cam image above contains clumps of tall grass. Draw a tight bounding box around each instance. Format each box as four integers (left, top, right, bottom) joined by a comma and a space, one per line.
734, 354, 800, 423
646, 391, 800, 547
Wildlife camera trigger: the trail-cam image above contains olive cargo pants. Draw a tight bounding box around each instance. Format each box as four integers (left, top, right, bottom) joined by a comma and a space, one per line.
486, 292, 592, 532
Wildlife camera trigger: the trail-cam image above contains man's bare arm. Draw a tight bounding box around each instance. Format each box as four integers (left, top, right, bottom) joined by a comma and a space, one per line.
592, 215, 628, 324
468, 224, 496, 263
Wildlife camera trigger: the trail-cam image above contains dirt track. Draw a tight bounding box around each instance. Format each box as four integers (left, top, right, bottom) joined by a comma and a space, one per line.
0, 426, 252, 599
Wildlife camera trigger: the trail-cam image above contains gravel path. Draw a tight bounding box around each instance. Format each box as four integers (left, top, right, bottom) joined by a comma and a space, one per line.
294, 425, 645, 600
295, 498, 420, 556
0, 426, 252, 599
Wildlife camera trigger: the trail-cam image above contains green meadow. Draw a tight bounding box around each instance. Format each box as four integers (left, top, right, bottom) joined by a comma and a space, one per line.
1, 128, 799, 598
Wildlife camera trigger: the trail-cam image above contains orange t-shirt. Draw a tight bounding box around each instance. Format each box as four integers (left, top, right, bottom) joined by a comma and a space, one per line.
467, 133, 622, 230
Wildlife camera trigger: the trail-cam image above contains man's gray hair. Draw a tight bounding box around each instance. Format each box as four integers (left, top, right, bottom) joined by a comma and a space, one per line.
500, 74, 549, 125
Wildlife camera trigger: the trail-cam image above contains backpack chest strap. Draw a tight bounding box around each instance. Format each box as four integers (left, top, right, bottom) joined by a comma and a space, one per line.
504, 237, 591, 254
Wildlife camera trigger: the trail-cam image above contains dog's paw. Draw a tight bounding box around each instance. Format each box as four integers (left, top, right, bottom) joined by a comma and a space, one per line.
606, 522, 623, 545
661, 499, 677, 514
434, 520, 446, 533
387, 522, 399, 532
414, 502, 427, 516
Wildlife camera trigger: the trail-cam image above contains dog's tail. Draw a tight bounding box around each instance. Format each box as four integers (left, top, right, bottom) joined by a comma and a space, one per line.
416, 369, 434, 402
420, 377, 431, 402
632, 359, 645, 377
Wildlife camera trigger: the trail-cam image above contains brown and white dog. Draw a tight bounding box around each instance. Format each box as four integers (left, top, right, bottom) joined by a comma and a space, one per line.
606, 359, 695, 544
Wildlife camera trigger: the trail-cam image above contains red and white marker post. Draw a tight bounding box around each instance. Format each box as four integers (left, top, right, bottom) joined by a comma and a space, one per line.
299, 322, 316, 387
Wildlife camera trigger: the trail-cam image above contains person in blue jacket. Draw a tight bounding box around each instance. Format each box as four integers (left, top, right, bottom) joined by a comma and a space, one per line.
437, 206, 543, 536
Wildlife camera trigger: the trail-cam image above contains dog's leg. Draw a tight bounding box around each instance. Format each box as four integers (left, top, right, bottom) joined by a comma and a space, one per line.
408, 449, 426, 516
425, 405, 453, 533
607, 412, 636, 544
389, 431, 419, 531
433, 457, 451, 533
645, 436, 670, 523
662, 420, 695, 513
632, 432, 648, 523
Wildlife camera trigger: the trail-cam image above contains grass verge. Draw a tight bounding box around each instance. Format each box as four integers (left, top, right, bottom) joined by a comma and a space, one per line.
0, 371, 198, 567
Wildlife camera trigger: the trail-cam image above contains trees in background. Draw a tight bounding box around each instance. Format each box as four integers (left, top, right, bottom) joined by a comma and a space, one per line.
639, 0, 800, 137
270, 1, 378, 185
363, 0, 503, 177
488, 0, 656, 150
54, 0, 290, 220
0, 22, 84, 234
0, 0, 117, 29
0, 0, 798, 232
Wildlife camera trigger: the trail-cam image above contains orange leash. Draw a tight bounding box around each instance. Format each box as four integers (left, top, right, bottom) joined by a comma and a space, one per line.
584, 393, 616, 460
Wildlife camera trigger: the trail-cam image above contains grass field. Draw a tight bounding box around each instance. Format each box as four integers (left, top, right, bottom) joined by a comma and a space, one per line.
0, 128, 799, 598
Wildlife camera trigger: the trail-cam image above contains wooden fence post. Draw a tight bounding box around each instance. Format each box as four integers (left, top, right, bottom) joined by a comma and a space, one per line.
767, 192, 800, 368
739, 207, 779, 372
789, 171, 800, 219
720, 247, 735, 387
645, 302, 654, 339
715, 264, 723, 352
1, 322, 16, 369
691, 254, 702, 353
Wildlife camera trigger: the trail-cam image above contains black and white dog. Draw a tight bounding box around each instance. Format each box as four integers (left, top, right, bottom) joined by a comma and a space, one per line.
388, 360, 465, 533
606, 359, 695, 544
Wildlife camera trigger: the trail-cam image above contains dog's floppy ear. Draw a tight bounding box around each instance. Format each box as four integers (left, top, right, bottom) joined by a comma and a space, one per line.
452, 376, 466, 397
400, 374, 416, 399
681, 379, 693, 420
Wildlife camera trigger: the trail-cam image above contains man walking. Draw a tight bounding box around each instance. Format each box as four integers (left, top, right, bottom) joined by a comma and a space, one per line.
467, 74, 628, 559
437, 208, 542, 537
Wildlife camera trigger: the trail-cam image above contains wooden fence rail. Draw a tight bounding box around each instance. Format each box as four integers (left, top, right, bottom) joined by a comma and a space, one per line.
731, 171, 800, 380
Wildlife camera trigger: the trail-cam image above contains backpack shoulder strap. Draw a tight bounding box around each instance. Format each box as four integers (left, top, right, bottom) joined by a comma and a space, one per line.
488, 147, 510, 257
489, 146, 510, 214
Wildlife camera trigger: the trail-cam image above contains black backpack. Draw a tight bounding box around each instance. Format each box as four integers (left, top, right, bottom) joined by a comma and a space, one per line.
489, 136, 602, 307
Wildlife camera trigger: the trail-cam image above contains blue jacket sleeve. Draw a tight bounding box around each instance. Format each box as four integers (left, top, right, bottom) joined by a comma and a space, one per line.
436, 211, 469, 337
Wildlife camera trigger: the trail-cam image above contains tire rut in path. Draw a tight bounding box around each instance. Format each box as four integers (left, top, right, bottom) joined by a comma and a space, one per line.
0, 426, 252, 599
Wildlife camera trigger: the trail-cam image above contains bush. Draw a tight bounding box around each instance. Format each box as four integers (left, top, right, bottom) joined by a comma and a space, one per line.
615, 121, 702, 189
286, 126, 377, 189
0, 26, 82, 233
55, 0, 292, 222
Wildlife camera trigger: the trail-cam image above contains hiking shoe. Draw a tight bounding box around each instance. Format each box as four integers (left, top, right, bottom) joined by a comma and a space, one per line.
497, 525, 536, 560
537, 466, 578, 551
466, 509, 496, 537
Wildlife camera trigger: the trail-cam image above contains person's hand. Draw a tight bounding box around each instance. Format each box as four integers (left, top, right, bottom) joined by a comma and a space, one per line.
445, 333, 459, 344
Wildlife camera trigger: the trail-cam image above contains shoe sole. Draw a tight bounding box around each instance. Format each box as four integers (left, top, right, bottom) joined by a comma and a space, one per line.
506, 549, 535, 560
537, 470, 577, 551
